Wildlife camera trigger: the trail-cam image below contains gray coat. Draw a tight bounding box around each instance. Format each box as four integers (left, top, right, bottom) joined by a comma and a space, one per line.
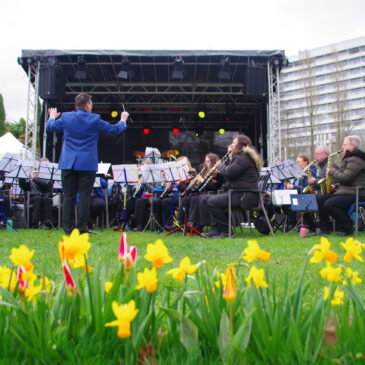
329, 149, 365, 196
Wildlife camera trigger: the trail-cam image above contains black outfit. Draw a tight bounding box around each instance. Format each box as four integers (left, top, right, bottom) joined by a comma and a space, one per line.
206, 148, 260, 235
19, 177, 53, 227
317, 149, 365, 234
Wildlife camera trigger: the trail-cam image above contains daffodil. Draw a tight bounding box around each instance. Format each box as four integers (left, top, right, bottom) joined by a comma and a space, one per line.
223, 267, 236, 302
105, 281, 113, 293
323, 286, 344, 306
167, 256, 198, 283
245, 266, 269, 289
320, 262, 342, 282
0, 266, 17, 293
136, 267, 158, 293
24, 285, 42, 302
60, 229, 91, 264
9, 245, 34, 272
341, 237, 363, 263
118, 232, 137, 271
105, 300, 139, 338
144, 239, 173, 268
241, 240, 271, 263
342, 267, 362, 285
310, 237, 338, 264
214, 271, 227, 289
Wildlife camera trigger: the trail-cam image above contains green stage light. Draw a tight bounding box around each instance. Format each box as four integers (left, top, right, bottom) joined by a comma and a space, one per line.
198, 111, 205, 119
219, 128, 226, 135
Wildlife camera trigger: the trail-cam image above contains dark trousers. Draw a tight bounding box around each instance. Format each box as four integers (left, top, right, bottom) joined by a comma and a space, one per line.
134, 197, 150, 228
207, 192, 242, 231
90, 197, 106, 220
317, 194, 356, 233
61, 170, 96, 235
30, 195, 53, 225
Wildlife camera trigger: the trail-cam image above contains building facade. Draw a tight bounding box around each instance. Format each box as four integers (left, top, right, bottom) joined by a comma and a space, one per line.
280, 36, 365, 158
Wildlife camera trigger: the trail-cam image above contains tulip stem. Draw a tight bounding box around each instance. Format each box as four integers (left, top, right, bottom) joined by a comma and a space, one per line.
84, 254, 95, 327
229, 302, 234, 339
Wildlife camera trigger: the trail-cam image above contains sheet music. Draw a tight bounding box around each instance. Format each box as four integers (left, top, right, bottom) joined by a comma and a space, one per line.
5, 160, 34, 179
38, 162, 62, 181
160, 161, 181, 182
177, 157, 189, 180
97, 163, 111, 176
112, 164, 139, 183
0, 153, 20, 173
140, 163, 164, 183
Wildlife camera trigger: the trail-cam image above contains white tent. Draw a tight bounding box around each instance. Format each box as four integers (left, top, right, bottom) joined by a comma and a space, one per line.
0, 132, 32, 159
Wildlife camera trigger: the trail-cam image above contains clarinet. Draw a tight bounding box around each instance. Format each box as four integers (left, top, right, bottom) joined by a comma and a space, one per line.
160, 182, 172, 199
197, 152, 230, 192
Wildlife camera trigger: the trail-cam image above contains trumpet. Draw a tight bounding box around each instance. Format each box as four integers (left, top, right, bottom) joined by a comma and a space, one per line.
197, 151, 230, 192
181, 166, 207, 197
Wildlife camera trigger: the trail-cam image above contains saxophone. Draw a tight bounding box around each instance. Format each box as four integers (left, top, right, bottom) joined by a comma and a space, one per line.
302, 159, 316, 194
317, 150, 342, 194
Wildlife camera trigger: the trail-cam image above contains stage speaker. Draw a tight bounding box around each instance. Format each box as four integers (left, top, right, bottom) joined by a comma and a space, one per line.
243, 66, 267, 96
39, 63, 65, 100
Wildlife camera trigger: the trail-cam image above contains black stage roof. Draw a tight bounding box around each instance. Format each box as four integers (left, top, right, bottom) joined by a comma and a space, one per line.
19, 49, 286, 130
18, 49, 286, 164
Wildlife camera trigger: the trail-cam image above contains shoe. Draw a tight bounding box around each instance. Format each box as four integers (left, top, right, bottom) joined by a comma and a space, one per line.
335, 231, 353, 237
217, 231, 235, 239
133, 225, 143, 232
201, 228, 220, 238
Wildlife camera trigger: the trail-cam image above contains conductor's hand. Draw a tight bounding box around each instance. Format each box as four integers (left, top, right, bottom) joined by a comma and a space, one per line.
48, 107, 60, 119
121, 111, 129, 122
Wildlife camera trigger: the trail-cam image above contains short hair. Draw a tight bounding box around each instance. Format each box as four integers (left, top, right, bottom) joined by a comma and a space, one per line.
297, 155, 309, 164
316, 146, 330, 155
75, 93, 92, 110
345, 135, 361, 148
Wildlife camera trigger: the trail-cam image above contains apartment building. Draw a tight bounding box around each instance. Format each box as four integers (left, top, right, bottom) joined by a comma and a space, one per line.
280, 36, 365, 157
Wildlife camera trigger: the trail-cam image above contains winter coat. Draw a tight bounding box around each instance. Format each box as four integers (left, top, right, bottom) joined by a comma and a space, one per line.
329, 149, 365, 196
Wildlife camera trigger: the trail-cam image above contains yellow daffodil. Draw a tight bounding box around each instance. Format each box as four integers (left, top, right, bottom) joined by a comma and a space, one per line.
60, 229, 91, 263
245, 266, 269, 289
9, 245, 34, 272
341, 237, 364, 263
241, 240, 271, 263
320, 262, 342, 282
0, 266, 17, 293
167, 256, 198, 283
136, 267, 158, 293
24, 285, 42, 302
105, 300, 139, 338
214, 271, 227, 289
323, 286, 345, 306
342, 267, 362, 286
223, 267, 236, 302
144, 239, 173, 268
310, 237, 338, 264
105, 281, 113, 293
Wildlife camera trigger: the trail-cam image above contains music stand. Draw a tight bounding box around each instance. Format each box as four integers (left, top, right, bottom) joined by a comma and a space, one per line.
0, 153, 20, 173
290, 194, 318, 232
140, 164, 164, 232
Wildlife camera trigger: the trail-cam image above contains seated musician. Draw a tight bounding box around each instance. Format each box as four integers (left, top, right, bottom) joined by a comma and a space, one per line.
317, 135, 365, 236
89, 177, 108, 227
286, 155, 316, 193
19, 162, 54, 228
185, 153, 224, 231
203, 134, 263, 239
0, 172, 11, 220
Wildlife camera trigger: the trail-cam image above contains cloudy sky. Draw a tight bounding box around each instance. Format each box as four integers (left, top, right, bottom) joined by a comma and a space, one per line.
1, 0, 365, 122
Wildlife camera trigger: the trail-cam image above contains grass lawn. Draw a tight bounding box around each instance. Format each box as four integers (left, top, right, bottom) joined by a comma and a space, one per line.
1, 227, 364, 302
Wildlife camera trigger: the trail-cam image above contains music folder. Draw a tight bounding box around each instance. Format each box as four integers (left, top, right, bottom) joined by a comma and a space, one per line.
290, 194, 318, 212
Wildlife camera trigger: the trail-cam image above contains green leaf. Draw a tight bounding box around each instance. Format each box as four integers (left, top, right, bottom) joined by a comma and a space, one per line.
218, 311, 230, 362
180, 315, 199, 354
160, 306, 182, 323
232, 311, 254, 355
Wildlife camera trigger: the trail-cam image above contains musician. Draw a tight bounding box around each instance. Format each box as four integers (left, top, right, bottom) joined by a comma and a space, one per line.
308, 146, 338, 193
203, 135, 262, 239
89, 177, 108, 227
286, 155, 317, 193
19, 166, 54, 228
317, 135, 365, 236
185, 153, 224, 231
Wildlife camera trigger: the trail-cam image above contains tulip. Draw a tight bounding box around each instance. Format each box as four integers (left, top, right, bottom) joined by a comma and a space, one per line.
144, 239, 173, 269
118, 232, 137, 271
105, 300, 139, 338
223, 267, 236, 302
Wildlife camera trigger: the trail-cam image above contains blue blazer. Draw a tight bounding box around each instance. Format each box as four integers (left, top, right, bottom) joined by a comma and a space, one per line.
46, 110, 127, 171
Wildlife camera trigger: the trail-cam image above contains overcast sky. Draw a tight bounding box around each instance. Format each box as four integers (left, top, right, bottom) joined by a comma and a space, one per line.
1, 0, 365, 122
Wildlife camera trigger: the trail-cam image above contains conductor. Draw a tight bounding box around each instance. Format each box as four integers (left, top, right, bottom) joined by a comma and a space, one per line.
46, 93, 129, 235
